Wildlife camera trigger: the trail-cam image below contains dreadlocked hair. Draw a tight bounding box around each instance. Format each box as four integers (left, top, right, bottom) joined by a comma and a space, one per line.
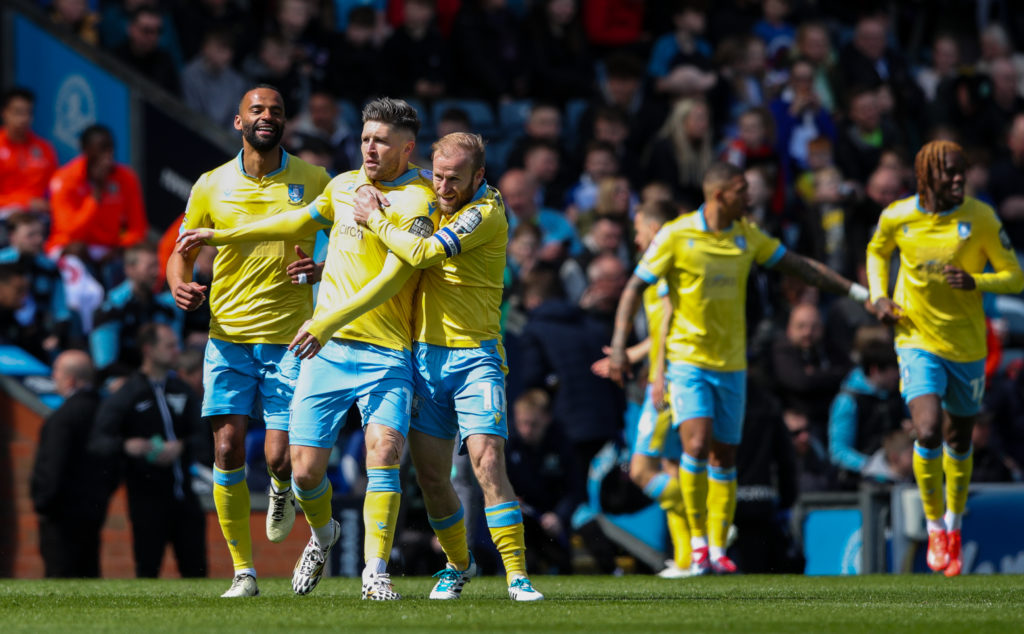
915, 140, 963, 195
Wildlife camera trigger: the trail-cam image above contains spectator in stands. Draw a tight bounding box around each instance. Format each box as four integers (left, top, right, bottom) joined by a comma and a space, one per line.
835, 86, 901, 184
860, 429, 914, 484
48, 0, 100, 46
916, 33, 960, 104
30, 350, 112, 578
981, 57, 1024, 149
322, 6, 380, 106
435, 107, 472, 138
643, 97, 713, 205
102, 0, 184, 70
378, 0, 447, 100
567, 140, 620, 218
181, 29, 248, 131
505, 388, 578, 574
289, 91, 361, 174
90, 244, 181, 376
0, 88, 58, 216
273, 0, 333, 93
501, 169, 582, 261
836, 13, 922, 138
0, 261, 29, 345
518, 263, 626, 506
712, 35, 769, 131
647, 0, 715, 99
113, 7, 181, 94
988, 113, 1024, 254
828, 339, 905, 487
0, 213, 72, 361
507, 102, 565, 170
174, 0, 255, 62
576, 52, 665, 164
970, 415, 1014, 483
782, 408, 834, 493
91, 323, 207, 578
771, 303, 849, 441
770, 57, 837, 183
793, 21, 838, 113
448, 0, 527, 102
589, 106, 636, 183
520, 139, 568, 210
752, 0, 795, 67
844, 165, 904, 267
720, 107, 780, 182
46, 125, 148, 262
242, 35, 304, 116
560, 216, 627, 304
976, 23, 1024, 97
521, 0, 594, 104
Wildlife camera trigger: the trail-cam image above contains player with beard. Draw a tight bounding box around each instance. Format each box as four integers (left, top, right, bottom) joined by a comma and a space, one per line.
298, 132, 544, 600
866, 140, 1023, 576
179, 98, 437, 600
167, 85, 330, 598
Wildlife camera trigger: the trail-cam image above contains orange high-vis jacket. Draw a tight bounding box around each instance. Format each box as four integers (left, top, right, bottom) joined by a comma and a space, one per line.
0, 129, 58, 211
46, 155, 148, 250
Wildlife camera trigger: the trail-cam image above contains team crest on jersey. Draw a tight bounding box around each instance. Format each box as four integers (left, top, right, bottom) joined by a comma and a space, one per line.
957, 222, 971, 240
287, 184, 304, 204
734, 235, 747, 250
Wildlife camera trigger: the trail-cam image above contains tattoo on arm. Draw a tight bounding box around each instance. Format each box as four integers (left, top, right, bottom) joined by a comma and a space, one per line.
611, 276, 648, 350
775, 252, 851, 296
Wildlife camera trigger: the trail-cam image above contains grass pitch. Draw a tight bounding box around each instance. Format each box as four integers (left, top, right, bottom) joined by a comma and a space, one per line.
2, 574, 1023, 633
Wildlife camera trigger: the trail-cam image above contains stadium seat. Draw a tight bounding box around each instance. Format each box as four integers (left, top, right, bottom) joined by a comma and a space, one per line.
338, 99, 362, 134
499, 99, 533, 138
486, 137, 516, 180
433, 98, 498, 139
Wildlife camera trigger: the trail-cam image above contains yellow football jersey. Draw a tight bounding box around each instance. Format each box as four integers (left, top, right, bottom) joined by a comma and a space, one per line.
866, 195, 1023, 362
182, 151, 330, 344
365, 181, 508, 348
636, 209, 786, 371
310, 167, 437, 351
643, 279, 670, 382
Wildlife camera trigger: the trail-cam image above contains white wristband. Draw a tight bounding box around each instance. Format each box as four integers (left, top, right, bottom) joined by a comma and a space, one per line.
297, 272, 308, 285
848, 283, 869, 302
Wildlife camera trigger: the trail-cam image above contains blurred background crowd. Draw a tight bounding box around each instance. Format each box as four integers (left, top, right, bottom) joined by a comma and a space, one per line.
5, 0, 1024, 576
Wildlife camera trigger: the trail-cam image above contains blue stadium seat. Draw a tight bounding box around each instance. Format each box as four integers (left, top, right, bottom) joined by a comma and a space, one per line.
485, 137, 516, 180
433, 98, 498, 140
499, 99, 533, 138
403, 97, 434, 142
338, 99, 362, 133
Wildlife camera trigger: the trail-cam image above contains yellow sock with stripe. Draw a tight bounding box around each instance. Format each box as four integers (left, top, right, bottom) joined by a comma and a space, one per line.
486, 501, 528, 584
913, 442, 946, 529
943, 443, 973, 531
643, 472, 684, 513
428, 505, 470, 571
293, 475, 334, 545
666, 508, 692, 567
680, 454, 708, 547
364, 465, 401, 573
707, 465, 737, 559
268, 467, 291, 494
213, 465, 254, 574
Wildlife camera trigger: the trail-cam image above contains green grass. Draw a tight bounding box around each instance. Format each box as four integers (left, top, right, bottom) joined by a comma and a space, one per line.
2, 575, 1023, 633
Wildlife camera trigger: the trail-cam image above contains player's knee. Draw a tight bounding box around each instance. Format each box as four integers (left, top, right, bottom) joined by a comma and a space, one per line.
683, 436, 709, 460
628, 458, 654, 487
291, 463, 323, 491
414, 466, 450, 497
214, 439, 245, 470
265, 450, 289, 478
470, 441, 505, 482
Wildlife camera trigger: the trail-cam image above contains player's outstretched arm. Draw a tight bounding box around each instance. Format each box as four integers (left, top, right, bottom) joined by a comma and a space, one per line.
772, 251, 860, 297
177, 205, 324, 252
166, 246, 206, 312
608, 274, 651, 385
361, 207, 446, 269
288, 253, 415, 359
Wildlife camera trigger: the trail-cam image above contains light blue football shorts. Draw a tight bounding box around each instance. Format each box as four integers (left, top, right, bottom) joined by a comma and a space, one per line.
666, 361, 747, 445
633, 381, 683, 460
896, 347, 986, 417
202, 338, 300, 431
289, 339, 414, 449
410, 340, 509, 453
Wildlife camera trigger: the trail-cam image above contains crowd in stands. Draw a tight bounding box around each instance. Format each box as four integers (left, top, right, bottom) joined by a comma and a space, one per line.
6, 0, 1024, 575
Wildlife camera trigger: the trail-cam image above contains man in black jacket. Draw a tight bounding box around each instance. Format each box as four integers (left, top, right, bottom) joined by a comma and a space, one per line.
31, 350, 113, 577
91, 323, 207, 578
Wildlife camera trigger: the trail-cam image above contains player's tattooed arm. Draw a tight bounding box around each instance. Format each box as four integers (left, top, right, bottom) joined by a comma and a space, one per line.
773, 251, 853, 297
608, 275, 650, 386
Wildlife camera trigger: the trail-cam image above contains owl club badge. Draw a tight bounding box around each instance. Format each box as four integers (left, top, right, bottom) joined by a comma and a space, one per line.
957, 221, 971, 240
288, 184, 304, 204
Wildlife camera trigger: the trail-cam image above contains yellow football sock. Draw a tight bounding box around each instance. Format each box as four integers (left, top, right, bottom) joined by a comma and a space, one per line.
913, 442, 945, 521
680, 454, 708, 539
708, 466, 737, 550
213, 466, 253, 573
293, 476, 333, 529
364, 465, 401, 562
485, 502, 527, 583
666, 508, 691, 568
428, 506, 470, 571
943, 444, 973, 516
